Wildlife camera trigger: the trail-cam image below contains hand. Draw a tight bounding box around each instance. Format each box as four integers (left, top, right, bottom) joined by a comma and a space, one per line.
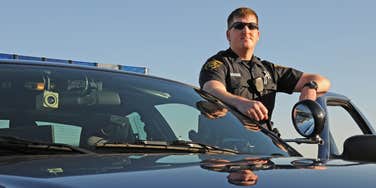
299, 87, 317, 101
227, 170, 258, 186
236, 99, 268, 121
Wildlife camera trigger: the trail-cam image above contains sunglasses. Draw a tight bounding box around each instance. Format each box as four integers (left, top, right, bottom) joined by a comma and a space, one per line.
230, 22, 259, 30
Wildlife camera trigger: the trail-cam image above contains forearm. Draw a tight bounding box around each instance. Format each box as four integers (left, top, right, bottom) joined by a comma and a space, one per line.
295, 73, 331, 101
294, 73, 331, 94
202, 80, 269, 121
202, 82, 248, 107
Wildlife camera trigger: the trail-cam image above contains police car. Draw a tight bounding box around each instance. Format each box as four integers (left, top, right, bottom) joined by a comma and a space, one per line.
0, 53, 375, 187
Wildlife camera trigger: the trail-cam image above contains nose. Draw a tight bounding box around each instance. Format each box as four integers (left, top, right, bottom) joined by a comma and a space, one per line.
241, 26, 251, 34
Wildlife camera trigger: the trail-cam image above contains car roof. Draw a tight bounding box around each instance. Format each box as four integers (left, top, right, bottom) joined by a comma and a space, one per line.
0, 59, 198, 89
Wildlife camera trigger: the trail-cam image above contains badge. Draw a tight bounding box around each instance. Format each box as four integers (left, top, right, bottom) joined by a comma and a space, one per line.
263, 71, 271, 85
254, 77, 264, 93
204, 60, 223, 70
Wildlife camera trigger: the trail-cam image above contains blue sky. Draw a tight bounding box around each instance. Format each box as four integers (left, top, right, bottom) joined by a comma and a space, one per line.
1, 0, 375, 155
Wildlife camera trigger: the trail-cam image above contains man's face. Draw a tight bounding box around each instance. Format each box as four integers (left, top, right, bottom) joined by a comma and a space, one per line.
227, 15, 260, 52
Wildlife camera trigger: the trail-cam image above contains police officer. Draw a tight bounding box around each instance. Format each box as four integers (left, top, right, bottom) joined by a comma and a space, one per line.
199, 7, 330, 122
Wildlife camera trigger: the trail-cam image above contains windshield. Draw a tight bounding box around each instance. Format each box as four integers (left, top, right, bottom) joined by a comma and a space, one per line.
0, 63, 290, 156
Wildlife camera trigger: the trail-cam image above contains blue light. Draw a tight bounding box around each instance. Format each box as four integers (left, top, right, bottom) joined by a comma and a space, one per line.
0, 53, 148, 74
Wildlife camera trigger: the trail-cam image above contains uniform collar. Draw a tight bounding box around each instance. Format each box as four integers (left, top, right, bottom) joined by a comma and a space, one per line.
225, 48, 263, 69
225, 48, 262, 64
250, 55, 263, 67
224, 48, 239, 59
224, 48, 247, 65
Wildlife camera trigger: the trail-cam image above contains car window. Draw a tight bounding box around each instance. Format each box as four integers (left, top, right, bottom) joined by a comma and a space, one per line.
0, 119, 82, 146
0, 64, 292, 156
36, 121, 82, 146
0, 120, 9, 129
155, 103, 200, 141
327, 106, 363, 155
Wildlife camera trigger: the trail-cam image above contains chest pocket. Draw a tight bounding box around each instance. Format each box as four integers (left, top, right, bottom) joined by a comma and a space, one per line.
228, 75, 249, 95
225, 60, 251, 95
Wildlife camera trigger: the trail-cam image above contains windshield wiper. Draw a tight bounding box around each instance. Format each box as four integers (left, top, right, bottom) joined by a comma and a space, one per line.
0, 135, 93, 154
93, 140, 238, 154
170, 140, 239, 154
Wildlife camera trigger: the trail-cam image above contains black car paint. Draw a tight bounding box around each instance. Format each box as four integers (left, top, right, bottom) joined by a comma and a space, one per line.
0, 153, 375, 188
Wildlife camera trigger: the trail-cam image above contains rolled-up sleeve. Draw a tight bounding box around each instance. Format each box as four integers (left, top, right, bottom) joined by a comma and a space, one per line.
199, 59, 227, 88
275, 65, 303, 94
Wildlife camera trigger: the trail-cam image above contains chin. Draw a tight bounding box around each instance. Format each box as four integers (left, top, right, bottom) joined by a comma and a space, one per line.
240, 44, 254, 50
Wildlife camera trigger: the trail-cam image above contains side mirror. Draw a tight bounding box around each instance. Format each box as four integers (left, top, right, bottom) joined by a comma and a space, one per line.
342, 135, 376, 162
292, 100, 325, 138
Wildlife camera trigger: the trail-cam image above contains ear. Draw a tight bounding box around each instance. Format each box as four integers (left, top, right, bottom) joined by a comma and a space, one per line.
226, 30, 230, 41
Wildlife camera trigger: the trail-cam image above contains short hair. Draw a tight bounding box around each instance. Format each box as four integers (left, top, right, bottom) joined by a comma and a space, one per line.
227, 7, 259, 29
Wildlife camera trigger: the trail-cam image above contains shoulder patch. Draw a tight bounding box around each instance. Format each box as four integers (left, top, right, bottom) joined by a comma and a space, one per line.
204, 60, 223, 70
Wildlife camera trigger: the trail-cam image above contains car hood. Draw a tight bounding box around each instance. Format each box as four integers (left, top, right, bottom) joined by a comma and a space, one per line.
0, 153, 375, 188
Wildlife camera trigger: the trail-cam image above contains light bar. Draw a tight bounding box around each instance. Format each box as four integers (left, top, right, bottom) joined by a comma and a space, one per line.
0, 53, 148, 74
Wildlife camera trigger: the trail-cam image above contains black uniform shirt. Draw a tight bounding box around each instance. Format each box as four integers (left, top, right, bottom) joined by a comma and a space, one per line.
199, 48, 303, 117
